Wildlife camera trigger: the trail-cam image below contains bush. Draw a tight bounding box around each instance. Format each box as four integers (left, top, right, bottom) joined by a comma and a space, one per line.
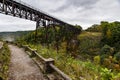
113, 64, 120, 70
86, 24, 102, 32
100, 68, 113, 80
114, 52, 120, 62
103, 58, 111, 67
100, 45, 114, 55
94, 56, 100, 64
101, 21, 120, 50
0, 43, 10, 80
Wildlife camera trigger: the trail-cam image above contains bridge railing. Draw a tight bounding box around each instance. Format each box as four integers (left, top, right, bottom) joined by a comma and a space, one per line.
7, 41, 71, 80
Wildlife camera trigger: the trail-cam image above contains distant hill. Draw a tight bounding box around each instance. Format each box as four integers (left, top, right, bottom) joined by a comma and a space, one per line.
85, 24, 102, 32
0, 30, 33, 41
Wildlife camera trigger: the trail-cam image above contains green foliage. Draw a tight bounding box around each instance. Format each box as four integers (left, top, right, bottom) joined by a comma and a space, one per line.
100, 45, 114, 55
0, 43, 10, 80
16, 22, 120, 79
101, 21, 120, 50
20, 25, 82, 44
78, 32, 101, 58
26, 43, 120, 80
98, 21, 120, 70
100, 68, 113, 80
94, 56, 100, 64
18, 25, 82, 56
113, 73, 120, 79
114, 52, 120, 61
86, 24, 102, 32
106, 29, 112, 39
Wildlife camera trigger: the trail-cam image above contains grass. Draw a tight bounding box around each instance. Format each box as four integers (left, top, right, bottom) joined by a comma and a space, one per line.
0, 43, 10, 80
26, 43, 120, 80
78, 31, 101, 38
77, 31, 102, 60
17, 31, 120, 80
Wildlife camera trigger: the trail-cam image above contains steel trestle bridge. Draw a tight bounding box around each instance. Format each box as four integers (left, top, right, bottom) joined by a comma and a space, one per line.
0, 0, 80, 40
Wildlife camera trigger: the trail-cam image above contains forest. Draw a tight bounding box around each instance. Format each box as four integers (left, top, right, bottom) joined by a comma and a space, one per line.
13, 21, 120, 80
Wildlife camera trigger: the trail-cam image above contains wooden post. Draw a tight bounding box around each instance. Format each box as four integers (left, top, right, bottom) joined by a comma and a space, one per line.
31, 50, 37, 57
44, 58, 54, 73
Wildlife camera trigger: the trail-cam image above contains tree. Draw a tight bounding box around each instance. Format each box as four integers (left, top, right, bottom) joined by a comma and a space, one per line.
106, 29, 112, 39
86, 24, 102, 32
101, 21, 120, 50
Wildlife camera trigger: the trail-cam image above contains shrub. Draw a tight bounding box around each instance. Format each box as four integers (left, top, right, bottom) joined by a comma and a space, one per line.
100, 54, 108, 64
113, 73, 120, 80
113, 64, 120, 70
101, 21, 120, 50
114, 52, 120, 62
94, 56, 100, 64
100, 68, 113, 80
103, 58, 111, 67
0, 43, 10, 80
109, 56, 113, 61
100, 45, 114, 55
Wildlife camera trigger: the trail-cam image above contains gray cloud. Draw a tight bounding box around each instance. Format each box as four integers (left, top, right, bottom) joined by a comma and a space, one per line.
67, 0, 98, 7
0, 0, 120, 32
50, 0, 120, 28
0, 14, 35, 32
52, 0, 98, 12
117, 0, 120, 3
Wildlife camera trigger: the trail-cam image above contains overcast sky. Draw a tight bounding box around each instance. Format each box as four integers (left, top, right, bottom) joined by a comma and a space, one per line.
0, 0, 120, 32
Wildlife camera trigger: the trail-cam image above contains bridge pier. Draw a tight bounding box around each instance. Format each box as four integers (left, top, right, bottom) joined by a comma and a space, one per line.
44, 20, 50, 48
35, 20, 40, 41
35, 18, 49, 48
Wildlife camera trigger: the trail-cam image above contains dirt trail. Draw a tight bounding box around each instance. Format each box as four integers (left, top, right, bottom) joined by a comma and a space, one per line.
8, 45, 46, 80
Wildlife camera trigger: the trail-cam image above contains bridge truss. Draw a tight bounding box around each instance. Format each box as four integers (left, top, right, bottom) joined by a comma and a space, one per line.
0, 0, 74, 27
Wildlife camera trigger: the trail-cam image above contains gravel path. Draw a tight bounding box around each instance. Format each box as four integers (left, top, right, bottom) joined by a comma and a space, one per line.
8, 45, 46, 80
